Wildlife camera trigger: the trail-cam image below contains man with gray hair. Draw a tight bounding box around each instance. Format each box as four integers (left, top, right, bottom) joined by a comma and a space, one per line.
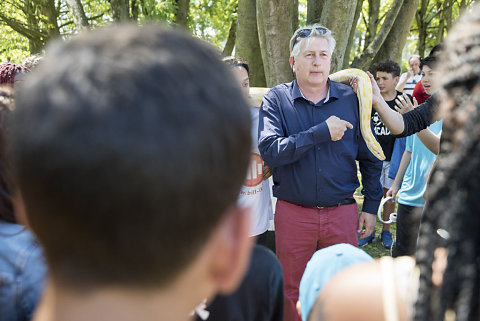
396, 54, 422, 95
258, 24, 383, 321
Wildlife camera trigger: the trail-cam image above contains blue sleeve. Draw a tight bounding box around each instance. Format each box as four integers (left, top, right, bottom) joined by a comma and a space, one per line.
406, 135, 413, 152
357, 122, 383, 215
258, 90, 330, 168
20, 242, 47, 320
388, 137, 406, 179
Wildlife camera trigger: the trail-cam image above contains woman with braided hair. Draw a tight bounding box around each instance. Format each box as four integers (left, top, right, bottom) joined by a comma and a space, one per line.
0, 63, 29, 86
414, 3, 480, 320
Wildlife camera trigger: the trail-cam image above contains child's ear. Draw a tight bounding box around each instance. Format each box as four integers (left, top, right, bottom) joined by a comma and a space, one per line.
207, 205, 253, 294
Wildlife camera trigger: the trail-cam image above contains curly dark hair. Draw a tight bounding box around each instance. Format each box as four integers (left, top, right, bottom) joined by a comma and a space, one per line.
414, 3, 480, 321
374, 60, 401, 78
0, 63, 28, 86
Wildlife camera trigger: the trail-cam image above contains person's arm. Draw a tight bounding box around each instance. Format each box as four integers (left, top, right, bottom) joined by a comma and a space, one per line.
395, 72, 410, 92
400, 94, 439, 137
365, 72, 405, 135
416, 129, 441, 154
258, 90, 352, 168
356, 124, 384, 238
386, 150, 412, 201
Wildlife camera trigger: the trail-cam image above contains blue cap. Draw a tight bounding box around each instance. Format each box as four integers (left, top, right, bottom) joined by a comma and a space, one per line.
298, 243, 373, 321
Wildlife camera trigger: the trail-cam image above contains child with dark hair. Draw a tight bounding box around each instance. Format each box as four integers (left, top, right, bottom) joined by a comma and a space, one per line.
412, 44, 443, 105
193, 58, 283, 321
222, 56, 273, 247
386, 55, 442, 258
9, 25, 253, 321
0, 86, 47, 321
359, 60, 411, 248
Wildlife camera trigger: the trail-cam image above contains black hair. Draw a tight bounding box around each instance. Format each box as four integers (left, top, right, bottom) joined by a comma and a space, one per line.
420, 55, 438, 70
10, 24, 252, 289
374, 60, 401, 78
222, 56, 250, 76
414, 4, 480, 320
429, 44, 443, 57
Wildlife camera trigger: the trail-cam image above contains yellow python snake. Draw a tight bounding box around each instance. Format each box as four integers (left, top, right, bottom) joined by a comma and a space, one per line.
250, 68, 385, 161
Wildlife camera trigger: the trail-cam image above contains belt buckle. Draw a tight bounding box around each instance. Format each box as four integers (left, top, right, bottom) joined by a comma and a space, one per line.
316, 204, 335, 209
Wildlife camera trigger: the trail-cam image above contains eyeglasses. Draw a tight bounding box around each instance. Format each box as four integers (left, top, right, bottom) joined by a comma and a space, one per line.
291, 27, 329, 51
296, 27, 328, 39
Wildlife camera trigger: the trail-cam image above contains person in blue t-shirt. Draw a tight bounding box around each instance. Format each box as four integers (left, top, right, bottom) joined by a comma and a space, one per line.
386, 56, 442, 257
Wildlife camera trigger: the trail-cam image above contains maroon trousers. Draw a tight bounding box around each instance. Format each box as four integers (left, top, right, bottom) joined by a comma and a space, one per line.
274, 199, 359, 321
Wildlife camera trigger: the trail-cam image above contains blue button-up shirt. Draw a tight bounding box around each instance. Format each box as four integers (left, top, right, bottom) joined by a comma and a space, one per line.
258, 80, 382, 214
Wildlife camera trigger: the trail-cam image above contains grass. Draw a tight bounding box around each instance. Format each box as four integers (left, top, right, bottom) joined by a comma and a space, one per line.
354, 186, 396, 258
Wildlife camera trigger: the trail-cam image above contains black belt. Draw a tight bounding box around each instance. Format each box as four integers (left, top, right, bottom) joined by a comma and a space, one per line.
315, 198, 356, 209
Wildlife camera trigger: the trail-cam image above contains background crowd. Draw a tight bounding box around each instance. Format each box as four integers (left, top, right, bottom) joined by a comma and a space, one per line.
1, 2, 480, 321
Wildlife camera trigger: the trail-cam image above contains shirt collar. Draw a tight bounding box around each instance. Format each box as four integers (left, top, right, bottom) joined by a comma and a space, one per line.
292, 79, 339, 104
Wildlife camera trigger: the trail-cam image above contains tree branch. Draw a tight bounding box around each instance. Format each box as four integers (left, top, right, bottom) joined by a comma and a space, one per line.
351, 0, 404, 69
0, 13, 44, 40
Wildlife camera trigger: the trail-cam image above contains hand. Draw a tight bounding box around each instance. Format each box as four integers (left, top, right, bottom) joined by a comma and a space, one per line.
357, 211, 376, 238
263, 166, 272, 180
349, 76, 359, 94
325, 115, 353, 141
366, 71, 383, 106
395, 94, 417, 114
407, 68, 414, 79
386, 185, 399, 201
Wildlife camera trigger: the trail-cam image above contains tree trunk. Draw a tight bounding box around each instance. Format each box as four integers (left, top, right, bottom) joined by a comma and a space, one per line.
222, 17, 236, 56
131, 0, 139, 21
175, 0, 189, 28
415, 0, 428, 58
363, 0, 380, 51
306, 0, 325, 24
444, 0, 453, 31
257, 0, 293, 87
291, 0, 298, 33
110, 0, 129, 21
318, 0, 359, 72
343, 0, 363, 68
236, 0, 266, 87
351, 0, 404, 70
65, 0, 90, 31
371, 0, 420, 70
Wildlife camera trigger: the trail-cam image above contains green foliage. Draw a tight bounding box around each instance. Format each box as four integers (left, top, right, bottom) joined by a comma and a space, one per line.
0, 24, 29, 63
188, 0, 237, 48
0, 0, 476, 68
138, 0, 177, 23
298, 0, 307, 27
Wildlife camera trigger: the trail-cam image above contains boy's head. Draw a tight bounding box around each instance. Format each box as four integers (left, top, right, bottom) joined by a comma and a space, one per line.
223, 56, 250, 97
420, 55, 438, 95
298, 244, 372, 321
374, 60, 401, 96
10, 24, 252, 294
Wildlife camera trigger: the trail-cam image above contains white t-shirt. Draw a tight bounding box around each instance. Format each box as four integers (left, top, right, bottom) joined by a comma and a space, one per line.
238, 108, 273, 237
398, 72, 422, 96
